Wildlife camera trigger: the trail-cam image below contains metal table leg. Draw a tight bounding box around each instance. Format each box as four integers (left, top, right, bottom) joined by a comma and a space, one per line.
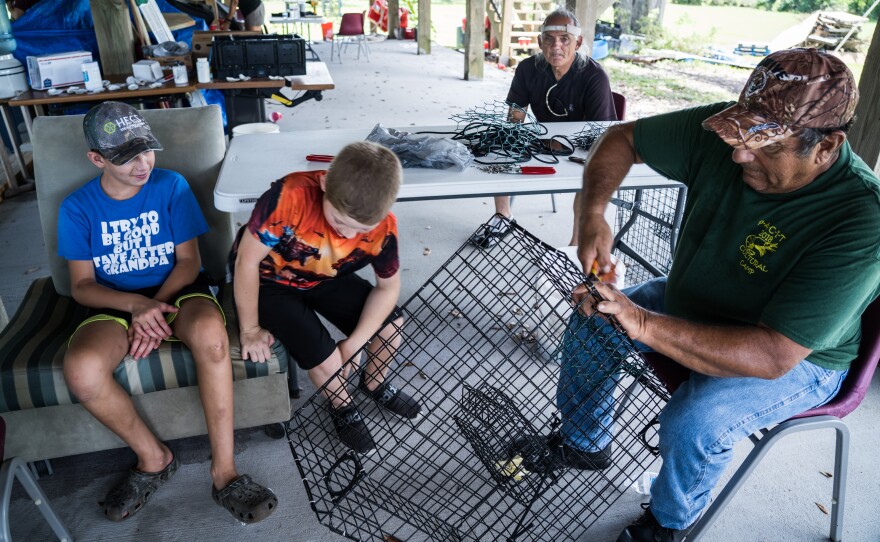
0, 103, 34, 198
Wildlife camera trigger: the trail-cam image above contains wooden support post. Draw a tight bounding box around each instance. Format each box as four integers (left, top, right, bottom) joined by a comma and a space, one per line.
90, 0, 136, 76
418, 0, 431, 54
464, 0, 484, 80
499, 0, 512, 62
574, 0, 599, 58
851, 21, 880, 174
387, 0, 400, 39
485, 0, 501, 53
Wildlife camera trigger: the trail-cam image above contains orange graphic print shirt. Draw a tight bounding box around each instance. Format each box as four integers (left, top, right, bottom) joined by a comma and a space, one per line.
245, 171, 399, 289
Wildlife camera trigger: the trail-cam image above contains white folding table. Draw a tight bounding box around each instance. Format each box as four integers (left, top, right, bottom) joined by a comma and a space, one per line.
214, 122, 681, 212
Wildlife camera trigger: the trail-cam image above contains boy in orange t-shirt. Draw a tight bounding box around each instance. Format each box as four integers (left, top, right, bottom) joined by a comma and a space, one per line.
232, 142, 421, 453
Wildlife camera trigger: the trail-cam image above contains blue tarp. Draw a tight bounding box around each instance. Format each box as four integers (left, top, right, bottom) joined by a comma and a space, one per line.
10, 0, 207, 67
9, 1, 225, 125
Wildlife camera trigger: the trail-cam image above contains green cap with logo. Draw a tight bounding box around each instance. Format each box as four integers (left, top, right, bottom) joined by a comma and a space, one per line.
83, 101, 163, 165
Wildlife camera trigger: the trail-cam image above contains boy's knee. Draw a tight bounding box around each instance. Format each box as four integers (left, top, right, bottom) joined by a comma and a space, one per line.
190, 326, 229, 362
378, 317, 403, 338
63, 352, 112, 401
180, 309, 229, 352
311, 348, 343, 376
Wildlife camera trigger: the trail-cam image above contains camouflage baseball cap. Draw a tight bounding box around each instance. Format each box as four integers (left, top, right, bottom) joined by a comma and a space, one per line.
703, 48, 858, 150
83, 101, 163, 165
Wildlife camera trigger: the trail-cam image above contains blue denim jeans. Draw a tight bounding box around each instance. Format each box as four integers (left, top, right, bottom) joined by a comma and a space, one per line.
556, 277, 848, 529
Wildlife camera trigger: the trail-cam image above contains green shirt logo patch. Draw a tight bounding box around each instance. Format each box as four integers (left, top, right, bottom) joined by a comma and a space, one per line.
739, 220, 786, 275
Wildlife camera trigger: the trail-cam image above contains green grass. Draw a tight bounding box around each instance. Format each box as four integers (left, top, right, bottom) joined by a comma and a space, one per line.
661, 4, 806, 49
602, 58, 740, 104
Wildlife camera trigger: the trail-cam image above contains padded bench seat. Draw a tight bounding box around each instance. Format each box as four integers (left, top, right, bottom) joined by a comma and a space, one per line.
0, 277, 289, 413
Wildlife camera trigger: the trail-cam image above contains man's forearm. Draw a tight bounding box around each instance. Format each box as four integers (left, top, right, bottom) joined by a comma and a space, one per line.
580, 123, 640, 216
638, 312, 808, 380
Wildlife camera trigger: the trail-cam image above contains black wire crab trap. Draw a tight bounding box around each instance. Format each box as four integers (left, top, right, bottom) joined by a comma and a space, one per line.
611, 186, 688, 288
288, 218, 670, 542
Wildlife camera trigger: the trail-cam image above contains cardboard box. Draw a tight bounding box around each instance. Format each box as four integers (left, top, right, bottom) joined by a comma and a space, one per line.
191, 30, 262, 59
26, 50, 93, 90
132, 60, 163, 81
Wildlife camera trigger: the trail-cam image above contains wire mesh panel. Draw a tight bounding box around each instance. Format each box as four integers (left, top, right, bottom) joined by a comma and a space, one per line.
289, 218, 669, 542
570, 121, 620, 150
448, 100, 547, 165
612, 187, 687, 288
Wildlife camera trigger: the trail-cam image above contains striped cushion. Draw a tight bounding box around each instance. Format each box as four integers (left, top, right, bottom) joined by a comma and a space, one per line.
0, 277, 289, 413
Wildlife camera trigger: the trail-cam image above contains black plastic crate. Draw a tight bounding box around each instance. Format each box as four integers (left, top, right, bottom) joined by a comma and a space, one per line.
212, 33, 306, 79
287, 219, 669, 541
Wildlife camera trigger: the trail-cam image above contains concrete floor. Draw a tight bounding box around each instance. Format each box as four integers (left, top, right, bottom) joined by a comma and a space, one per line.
1, 38, 879, 542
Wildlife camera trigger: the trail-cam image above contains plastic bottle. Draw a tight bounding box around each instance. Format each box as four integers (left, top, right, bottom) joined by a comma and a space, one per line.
196, 58, 211, 83
82, 61, 103, 91
632, 471, 658, 495
172, 62, 188, 86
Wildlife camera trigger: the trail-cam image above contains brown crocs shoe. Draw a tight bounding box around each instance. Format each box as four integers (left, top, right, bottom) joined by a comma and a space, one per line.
213, 474, 278, 524
102, 454, 179, 521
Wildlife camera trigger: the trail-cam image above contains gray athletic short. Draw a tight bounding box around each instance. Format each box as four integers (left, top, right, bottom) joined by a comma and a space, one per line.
244, 2, 265, 28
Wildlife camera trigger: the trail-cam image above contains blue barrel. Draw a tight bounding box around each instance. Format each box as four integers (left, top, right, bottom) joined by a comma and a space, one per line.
592, 39, 608, 60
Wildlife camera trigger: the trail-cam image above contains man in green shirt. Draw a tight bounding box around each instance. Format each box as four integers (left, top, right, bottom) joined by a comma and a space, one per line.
562, 48, 879, 541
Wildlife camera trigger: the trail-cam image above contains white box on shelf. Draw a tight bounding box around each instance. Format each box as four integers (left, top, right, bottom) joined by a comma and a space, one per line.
26, 50, 93, 90
132, 60, 163, 82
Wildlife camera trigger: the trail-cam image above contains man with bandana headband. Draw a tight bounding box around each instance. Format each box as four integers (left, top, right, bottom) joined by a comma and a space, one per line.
562, 48, 879, 541
470, 7, 618, 249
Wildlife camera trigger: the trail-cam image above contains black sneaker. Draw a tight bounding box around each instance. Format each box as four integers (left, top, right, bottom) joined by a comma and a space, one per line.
263, 422, 287, 440
468, 215, 515, 249
358, 378, 423, 421
329, 404, 376, 454
541, 432, 612, 470
617, 506, 687, 542
506, 434, 612, 473
551, 440, 613, 471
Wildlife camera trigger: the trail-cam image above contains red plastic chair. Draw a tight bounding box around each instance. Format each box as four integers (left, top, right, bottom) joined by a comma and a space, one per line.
331, 12, 370, 62
1, 416, 72, 541
639, 296, 880, 542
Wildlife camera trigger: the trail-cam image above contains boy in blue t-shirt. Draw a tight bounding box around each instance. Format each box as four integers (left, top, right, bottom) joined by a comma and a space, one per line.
58, 102, 276, 524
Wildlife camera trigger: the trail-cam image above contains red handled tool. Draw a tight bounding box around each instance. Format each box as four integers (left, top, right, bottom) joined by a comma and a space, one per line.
517, 166, 556, 174
476, 165, 557, 174
306, 154, 334, 162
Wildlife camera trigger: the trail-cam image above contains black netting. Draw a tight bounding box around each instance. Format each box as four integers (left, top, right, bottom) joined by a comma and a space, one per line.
569, 121, 620, 150
425, 100, 574, 167
288, 218, 668, 542
448, 100, 545, 165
